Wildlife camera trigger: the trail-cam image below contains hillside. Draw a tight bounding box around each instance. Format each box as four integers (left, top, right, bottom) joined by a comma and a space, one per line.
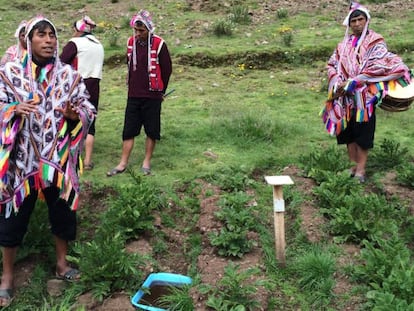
1, 1, 414, 310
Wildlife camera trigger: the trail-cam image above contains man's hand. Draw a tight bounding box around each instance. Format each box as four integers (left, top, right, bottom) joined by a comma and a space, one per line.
334, 82, 347, 97
55, 103, 80, 121
15, 98, 40, 117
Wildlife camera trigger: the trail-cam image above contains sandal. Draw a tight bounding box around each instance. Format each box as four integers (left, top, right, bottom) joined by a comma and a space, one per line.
56, 268, 81, 282
141, 167, 151, 176
106, 167, 126, 177
84, 162, 94, 171
354, 174, 366, 183
0, 288, 14, 307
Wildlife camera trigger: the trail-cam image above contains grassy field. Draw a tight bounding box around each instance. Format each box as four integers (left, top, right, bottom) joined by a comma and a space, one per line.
1, 0, 414, 310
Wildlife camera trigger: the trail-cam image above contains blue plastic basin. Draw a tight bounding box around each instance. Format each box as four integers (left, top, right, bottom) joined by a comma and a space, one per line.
131, 272, 192, 310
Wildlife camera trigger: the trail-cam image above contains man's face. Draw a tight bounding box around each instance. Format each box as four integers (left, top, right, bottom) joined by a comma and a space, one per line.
350, 15, 367, 37
30, 26, 57, 62
134, 23, 149, 41
19, 31, 26, 49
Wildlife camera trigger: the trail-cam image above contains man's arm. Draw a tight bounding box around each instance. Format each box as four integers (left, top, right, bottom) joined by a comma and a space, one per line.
60, 41, 78, 65
159, 43, 172, 93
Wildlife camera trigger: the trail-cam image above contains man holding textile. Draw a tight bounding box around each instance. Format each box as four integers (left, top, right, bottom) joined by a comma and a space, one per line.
321, 2, 410, 182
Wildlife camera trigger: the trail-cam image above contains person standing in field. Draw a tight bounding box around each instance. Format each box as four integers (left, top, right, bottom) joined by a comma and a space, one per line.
107, 9, 172, 177
60, 16, 104, 170
321, 2, 410, 182
0, 16, 96, 307
1, 20, 27, 65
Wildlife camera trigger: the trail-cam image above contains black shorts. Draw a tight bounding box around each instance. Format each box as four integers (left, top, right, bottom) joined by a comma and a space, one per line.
337, 113, 376, 149
0, 187, 77, 247
122, 97, 162, 141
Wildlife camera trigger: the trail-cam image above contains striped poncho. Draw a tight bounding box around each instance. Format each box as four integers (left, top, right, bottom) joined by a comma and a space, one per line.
321, 29, 410, 136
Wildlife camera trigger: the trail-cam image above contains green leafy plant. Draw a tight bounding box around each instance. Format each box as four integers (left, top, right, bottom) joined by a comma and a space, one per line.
70, 232, 145, 300
313, 172, 362, 214
369, 138, 409, 171
314, 172, 414, 242
203, 263, 263, 310
209, 192, 257, 257
203, 166, 255, 192
354, 236, 414, 308
299, 145, 349, 184
396, 162, 414, 188
100, 170, 163, 240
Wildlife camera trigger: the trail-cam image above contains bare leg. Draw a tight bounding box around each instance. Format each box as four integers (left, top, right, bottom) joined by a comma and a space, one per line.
355, 146, 368, 177
347, 143, 358, 175
54, 236, 79, 279
348, 142, 368, 180
0, 247, 17, 306
142, 137, 156, 169
83, 134, 94, 167
113, 138, 134, 170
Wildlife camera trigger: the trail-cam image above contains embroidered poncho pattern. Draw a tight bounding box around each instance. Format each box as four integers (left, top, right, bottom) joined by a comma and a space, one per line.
0, 59, 96, 218
321, 29, 410, 136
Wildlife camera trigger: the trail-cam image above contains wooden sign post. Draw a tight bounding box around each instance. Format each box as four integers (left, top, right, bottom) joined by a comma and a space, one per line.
264, 175, 294, 267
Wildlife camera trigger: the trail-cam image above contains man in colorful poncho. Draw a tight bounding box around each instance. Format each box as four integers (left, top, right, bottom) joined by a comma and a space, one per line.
0, 20, 27, 65
0, 16, 95, 306
321, 2, 410, 182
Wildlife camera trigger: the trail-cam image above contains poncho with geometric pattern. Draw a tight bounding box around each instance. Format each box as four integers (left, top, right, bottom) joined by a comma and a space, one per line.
0, 56, 96, 218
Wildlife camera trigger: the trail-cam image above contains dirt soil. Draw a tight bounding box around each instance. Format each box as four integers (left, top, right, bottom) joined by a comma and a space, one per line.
11, 164, 413, 310
8, 1, 414, 310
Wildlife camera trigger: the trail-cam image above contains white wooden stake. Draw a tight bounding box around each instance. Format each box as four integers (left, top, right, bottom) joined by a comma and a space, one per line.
265, 175, 294, 267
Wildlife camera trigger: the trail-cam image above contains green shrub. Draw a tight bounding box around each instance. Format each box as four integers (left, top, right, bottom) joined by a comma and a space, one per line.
203, 165, 255, 192
354, 237, 414, 308
100, 171, 163, 240
202, 262, 263, 310
396, 162, 414, 188
314, 172, 414, 242
366, 291, 414, 310
325, 193, 399, 242
278, 26, 294, 47
213, 19, 234, 37
313, 172, 363, 214
299, 145, 349, 184
276, 8, 289, 19
228, 5, 251, 25
369, 138, 409, 172
71, 232, 145, 300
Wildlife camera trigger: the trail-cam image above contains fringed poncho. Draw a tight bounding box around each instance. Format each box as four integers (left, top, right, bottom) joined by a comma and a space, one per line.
0, 57, 96, 218
321, 30, 410, 136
